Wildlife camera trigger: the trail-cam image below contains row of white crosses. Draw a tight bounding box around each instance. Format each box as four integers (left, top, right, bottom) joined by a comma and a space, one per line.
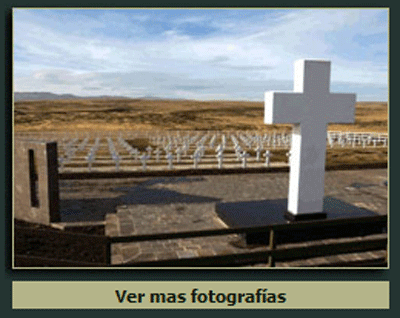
56, 133, 276, 172
139, 133, 283, 171
117, 136, 155, 171
59, 138, 79, 169
107, 137, 121, 171
161, 133, 232, 169
147, 131, 295, 169
78, 137, 89, 151
327, 131, 388, 148
59, 127, 385, 174
86, 138, 100, 171
144, 131, 286, 170
143, 130, 384, 153
118, 136, 139, 160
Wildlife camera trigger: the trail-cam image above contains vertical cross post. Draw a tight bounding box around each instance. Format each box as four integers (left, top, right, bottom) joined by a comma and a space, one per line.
265, 59, 356, 220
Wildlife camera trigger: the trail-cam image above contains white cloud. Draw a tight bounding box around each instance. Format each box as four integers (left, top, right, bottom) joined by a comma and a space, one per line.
13, 8, 388, 101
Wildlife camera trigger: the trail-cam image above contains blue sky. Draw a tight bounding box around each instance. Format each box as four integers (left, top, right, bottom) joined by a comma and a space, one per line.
13, 8, 388, 101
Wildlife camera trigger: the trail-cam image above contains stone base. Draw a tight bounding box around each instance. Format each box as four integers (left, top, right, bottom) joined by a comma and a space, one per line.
215, 197, 386, 246
284, 210, 327, 222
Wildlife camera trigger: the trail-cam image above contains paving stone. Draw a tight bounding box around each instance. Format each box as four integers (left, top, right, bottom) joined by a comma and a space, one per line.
155, 251, 179, 260
177, 250, 198, 259
111, 254, 124, 265
197, 249, 217, 257
121, 245, 140, 261
119, 222, 135, 235
134, 253, 158, 262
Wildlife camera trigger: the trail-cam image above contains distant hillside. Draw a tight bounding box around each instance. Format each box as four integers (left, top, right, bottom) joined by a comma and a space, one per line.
14, 92, 130, 101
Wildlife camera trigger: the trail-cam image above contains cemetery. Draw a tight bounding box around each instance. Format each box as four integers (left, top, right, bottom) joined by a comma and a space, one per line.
14, 129, 388, 174
13, 60, 388, 268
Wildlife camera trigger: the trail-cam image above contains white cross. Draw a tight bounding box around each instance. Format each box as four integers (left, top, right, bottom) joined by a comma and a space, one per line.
240, 151, 250, 168
146, 145, 153, 157
351, 134, 357, 148
111, 152, 120, 171
362, 139, 368, 148
209, 135, 216, 148
263, 150, 272, 167
216, 150, 224, 169
164, 143, 172, 153
140, 153, 150, 171
129, 148, 138, 161
86, 153, 95, 172
154, 148, 162, 162
191, 150, 202, 169
176, 147, 183, 162
265, 59, 356, 216
166, 152, 174, 170
222, 135, 226, 147
340, 135, 346, 147
234, 145, 242, 160
215, 144, 224, 153
271, 135, 276, 148
198, 145, 205, 157
255, 145, 262, 162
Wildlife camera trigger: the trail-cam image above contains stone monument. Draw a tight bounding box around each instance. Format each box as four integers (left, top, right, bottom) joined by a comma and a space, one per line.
216, 59, 384, 245
264, 59, 356, 220
14, 139, 60, 224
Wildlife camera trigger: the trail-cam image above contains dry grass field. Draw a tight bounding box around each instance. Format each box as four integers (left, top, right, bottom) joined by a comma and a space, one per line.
13, 99, 388, 166
13, 99, 388, 133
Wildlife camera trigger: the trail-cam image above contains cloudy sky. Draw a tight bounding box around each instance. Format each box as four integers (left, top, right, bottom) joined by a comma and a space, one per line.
13, 8, 388, 101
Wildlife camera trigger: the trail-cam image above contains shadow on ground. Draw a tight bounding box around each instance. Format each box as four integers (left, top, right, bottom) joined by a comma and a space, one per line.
60, 176, 219, 222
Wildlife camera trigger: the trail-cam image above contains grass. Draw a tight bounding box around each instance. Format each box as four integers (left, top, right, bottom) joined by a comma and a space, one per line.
14, 99, 388, 133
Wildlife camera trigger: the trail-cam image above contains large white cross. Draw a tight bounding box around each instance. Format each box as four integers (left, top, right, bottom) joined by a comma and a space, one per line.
265, 59, 356, 216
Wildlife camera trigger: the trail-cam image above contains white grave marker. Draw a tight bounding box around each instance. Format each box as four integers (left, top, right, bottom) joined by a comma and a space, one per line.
240, 151, 250, 168
216, 150, 224, 169
146, 145, 153, 157
265, 59, 356, 217
166, 152, 174, 170
176, 147, 183, 163
255, 145, 262, 162
263, 150, 272, 167
215, 144, 224, 153
191, 150, 202, 169
140, 153, 150, 171
154, 148, 162, 162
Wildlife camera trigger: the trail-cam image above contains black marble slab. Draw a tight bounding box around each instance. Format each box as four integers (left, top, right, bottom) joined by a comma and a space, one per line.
216, 197, 386, 246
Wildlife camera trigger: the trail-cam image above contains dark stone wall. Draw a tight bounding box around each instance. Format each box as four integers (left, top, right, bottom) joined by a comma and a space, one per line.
14, 140, 60, 224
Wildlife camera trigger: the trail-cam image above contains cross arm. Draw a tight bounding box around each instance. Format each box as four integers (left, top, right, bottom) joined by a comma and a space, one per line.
264, 91, 304, 125
325, 93, 356, 124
